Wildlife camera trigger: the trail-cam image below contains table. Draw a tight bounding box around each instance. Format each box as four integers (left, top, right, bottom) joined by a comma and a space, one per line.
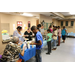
19, 45, 36, 61
43, 40, 47, 46
19, 40, 47, 61
43, 36, 61, 47
19, 39, 59, 62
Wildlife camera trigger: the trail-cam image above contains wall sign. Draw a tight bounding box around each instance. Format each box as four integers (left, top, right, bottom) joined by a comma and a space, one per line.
13, 24, 15, 30
17, 21, 22, 27
28, 21, 31, 27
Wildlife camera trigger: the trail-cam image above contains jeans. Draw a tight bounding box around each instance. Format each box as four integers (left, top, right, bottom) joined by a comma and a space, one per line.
47, 41, 51, 53
53, 39, 57, 48
35, 49, 42, 62
58, 36, 61, 45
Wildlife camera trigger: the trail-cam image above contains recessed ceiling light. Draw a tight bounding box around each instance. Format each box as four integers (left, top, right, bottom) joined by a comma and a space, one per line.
69, 12, 75, 15
21, 13, 33, 17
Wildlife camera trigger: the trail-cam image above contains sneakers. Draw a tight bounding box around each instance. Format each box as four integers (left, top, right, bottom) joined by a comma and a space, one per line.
46, 53, 50, 55
52, 48, 57, 50
57, 45, 60, 46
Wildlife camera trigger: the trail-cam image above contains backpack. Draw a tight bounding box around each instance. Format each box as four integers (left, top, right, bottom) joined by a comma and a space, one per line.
0, 42, 22, 62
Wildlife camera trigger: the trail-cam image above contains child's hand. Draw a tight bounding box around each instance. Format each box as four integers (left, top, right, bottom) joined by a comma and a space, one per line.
47, 36, 49, 40
30, 42, 34, 45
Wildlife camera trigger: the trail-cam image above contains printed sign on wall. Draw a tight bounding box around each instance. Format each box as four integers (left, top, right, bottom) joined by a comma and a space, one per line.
13, 24, 16, 30
17, 21, 22, 27
28, 21, 31, 27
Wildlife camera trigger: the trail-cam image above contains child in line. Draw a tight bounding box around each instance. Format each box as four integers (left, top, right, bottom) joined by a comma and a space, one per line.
52, 26, 58, 50
57, 26, 61, 46
46, 29, 53, 55
49, 25, 53, 33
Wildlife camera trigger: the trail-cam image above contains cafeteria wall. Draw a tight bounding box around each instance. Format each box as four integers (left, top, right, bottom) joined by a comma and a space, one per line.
0, 13, 2, 54
39, 14, 52, 33
52, 19, 75, 33
0, 13, 38, 35
0, 13, 38, 54
58, 20, 75, 33
40, 14, 52, 24
0, 14, 7, 55
53, 19, 59, 26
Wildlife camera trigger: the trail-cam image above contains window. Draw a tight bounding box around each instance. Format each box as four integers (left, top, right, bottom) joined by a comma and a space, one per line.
71, 21, 74, 26
66, 21, 68, 26
61, 21, 63, 26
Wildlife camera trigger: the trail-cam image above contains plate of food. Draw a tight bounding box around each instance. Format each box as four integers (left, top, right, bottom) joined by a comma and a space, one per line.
24, 38, 29, 41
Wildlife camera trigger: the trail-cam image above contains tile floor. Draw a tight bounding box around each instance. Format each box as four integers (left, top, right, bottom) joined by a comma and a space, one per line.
27, 38, 75, 62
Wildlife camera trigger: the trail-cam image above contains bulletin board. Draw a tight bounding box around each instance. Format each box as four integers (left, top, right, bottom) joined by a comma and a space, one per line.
28, 21, 31, 28
44, 22, 50, 30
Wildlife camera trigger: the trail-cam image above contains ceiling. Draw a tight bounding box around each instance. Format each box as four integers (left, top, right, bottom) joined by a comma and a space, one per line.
1, 12, 61, 19
59, 12, 74, 16
1, 12, 75, 20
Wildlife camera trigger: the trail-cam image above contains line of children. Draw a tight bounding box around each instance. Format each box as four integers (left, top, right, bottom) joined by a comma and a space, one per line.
46, 26, 58, 55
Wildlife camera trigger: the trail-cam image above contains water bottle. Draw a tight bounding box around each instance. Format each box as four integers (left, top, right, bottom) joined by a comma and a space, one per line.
23, 41, 27, 50
28, 42, 30, 49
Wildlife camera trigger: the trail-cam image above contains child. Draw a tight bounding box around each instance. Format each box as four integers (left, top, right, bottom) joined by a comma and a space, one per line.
52, 26, 58, 50
46, 29, 53, 55
57, 26, 61, 46
49, 25, 53, 33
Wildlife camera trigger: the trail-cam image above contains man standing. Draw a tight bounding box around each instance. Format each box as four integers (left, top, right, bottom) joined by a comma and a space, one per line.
31, 26, 43, 62
37, 24, 41, 32
62, 26, 67, 43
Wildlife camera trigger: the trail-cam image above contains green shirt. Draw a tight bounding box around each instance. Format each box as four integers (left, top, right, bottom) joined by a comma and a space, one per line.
47, 33, 53, 42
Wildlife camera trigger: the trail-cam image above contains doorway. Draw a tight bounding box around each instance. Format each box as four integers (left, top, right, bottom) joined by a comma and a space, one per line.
36, 19, 39, 26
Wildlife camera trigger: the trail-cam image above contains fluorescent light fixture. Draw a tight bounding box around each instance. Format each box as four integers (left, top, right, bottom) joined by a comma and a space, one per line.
69, 12, 75, 15
21, 13, 33, 17
36, 17, 39, 19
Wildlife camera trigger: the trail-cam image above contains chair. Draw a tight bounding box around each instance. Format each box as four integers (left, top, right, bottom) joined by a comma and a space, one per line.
0, 55, 2, 62
0, 55, 2, 59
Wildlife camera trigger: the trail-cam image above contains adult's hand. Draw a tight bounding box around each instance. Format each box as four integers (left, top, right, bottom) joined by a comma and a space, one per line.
30, 35, 32, 37
18, 43, 21, 46
19, 40, 23, 44
32, 34, 34, 36
23, 35, 28, 37
18, 41, 23, 46
23, 35, 25, 37
26, 35, 29, 37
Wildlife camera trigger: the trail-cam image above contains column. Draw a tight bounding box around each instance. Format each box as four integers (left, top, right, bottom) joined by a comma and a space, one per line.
0, 13, 3, 54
